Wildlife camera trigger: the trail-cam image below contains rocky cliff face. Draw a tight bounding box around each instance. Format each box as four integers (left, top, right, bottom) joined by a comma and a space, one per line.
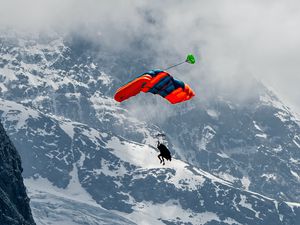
0, 121, 35, 225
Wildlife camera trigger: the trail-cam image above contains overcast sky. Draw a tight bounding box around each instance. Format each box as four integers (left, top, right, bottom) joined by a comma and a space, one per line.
1, 0, 300, 112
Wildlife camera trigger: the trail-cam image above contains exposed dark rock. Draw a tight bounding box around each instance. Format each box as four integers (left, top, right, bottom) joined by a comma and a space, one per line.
0, 122, 35, 225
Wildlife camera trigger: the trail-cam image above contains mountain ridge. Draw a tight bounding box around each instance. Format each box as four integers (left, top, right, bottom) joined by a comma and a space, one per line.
1, 97, 300, 224
1, 31, 300, 224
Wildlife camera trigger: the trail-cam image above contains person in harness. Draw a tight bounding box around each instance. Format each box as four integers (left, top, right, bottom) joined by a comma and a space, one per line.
157, 141, 172, 165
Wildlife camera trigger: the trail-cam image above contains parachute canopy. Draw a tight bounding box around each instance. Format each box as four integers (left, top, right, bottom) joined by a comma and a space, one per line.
114, 70, 195, 104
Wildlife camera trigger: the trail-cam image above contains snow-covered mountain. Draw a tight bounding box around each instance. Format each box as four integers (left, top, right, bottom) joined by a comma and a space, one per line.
1, 98, 300, 224
160, 88, 300, 203
1, 31, 300, 224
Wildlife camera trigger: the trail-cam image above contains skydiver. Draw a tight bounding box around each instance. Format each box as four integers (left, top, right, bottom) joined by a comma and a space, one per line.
157, 141, 172, 165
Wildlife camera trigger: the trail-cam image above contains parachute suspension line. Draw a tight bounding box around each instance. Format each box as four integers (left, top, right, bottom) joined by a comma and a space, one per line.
163, 54, 196, 70
164, 61, 186, 70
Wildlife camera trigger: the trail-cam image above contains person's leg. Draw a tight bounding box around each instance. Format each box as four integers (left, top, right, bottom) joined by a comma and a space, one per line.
158, 154, 163, 163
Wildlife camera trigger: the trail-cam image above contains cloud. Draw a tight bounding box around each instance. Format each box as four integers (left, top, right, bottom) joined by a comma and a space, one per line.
149, 0, 300, 111
1, 0, 300, 112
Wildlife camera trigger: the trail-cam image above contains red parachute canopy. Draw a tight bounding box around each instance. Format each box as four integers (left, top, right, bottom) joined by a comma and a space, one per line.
114, 70, 195, 104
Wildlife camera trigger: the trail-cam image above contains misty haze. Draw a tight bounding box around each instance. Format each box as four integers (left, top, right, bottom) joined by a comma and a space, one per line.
0, 1, 300, 225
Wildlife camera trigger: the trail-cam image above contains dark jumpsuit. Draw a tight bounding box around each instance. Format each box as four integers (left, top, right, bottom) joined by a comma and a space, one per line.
157, 142, 172, 165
